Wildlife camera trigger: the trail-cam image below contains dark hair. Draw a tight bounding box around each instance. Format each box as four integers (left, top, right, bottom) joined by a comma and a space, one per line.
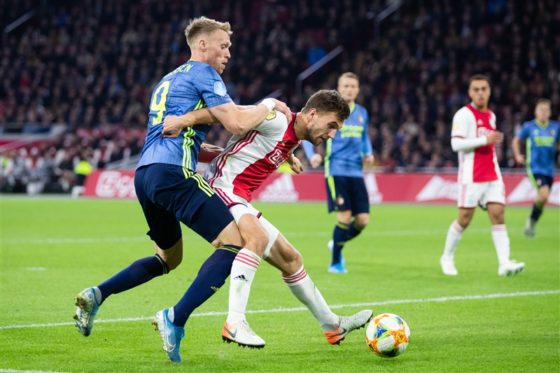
469, 74, 491, 87
302, 90, 350, 122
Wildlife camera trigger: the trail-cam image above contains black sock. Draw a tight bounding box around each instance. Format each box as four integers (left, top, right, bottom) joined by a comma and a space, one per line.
172, 245, 241, 327
97, 254, 168, 303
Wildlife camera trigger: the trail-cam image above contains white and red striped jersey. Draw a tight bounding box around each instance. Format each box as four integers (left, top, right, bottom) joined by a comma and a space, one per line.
206, 111, 300, 202
451, 104, 502, 183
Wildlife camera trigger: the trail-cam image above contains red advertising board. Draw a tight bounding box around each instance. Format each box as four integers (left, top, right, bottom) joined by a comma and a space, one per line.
83, 169, 560, 206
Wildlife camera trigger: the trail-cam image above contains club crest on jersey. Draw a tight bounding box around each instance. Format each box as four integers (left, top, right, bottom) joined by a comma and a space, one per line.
477, 119, 484, 126
266, 110, 277, 121
213, 81, 227, 96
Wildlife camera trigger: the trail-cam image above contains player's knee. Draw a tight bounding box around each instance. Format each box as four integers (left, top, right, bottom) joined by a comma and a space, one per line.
245, 229, 269, 257
354, 215, 369, 229
156, 239, 183, 271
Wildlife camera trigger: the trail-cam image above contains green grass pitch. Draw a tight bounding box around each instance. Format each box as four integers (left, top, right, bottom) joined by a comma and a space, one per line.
0, 197, 558, 372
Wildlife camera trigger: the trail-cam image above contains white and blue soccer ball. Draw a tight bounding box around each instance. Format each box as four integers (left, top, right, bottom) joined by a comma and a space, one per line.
365, 313, 410, 357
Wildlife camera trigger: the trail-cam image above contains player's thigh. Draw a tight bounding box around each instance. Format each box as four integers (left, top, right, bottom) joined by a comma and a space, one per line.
135, 166, 182, 250
349, 177, 370, 217
265, 232, 302, 274
326, 176, 352, 213
480, 181, 506, 208
534, 174, 553, 201
141, 164, 237, 245
457, 182, 486, 209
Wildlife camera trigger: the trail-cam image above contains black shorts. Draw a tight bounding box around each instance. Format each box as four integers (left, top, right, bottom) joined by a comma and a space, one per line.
325, 175, 370, 215
135, 164, 234, 249
530, 173, 554, 189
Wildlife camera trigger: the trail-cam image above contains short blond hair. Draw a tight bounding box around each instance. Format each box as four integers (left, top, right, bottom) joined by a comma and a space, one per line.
338, 72, 360, 84
184, 16, 232, 48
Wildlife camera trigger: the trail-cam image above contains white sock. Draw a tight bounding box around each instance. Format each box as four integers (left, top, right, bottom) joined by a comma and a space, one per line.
491, 224, 510, 266
227, 248, 261, 324
283, 267, 339, 331
442, 220, 464, 259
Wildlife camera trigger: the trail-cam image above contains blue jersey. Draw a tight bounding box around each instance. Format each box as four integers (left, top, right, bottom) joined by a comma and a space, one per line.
517, 120, 560, 177
137, 61, 232, 170
303, 102, 372, 177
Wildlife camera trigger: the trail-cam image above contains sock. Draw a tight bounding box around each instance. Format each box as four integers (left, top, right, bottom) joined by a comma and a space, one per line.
97, 254, 168, 304
442, 220, 464, 259
529, 202, 544, 223
332, 222, 349, 265
491, 225, 510, 267
172, 245, 241, 327
345, 220, 363, 242
283, 267, 338, 330
226, 248, 261, 324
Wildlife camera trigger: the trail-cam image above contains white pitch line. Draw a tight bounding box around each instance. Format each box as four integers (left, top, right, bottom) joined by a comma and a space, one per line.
0, 289, 557, 331
1, 227, 509, 245
0, 370, 69, 373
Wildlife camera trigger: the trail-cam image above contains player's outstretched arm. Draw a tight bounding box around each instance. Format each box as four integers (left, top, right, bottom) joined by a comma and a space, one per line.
209, 98, 291, 135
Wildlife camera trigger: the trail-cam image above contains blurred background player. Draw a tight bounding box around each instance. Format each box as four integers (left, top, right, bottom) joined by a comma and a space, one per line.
73, 16, 290, 363
163, 90, 372, 349
439, 74, 525, 277
512, 99, 560, 237
303, 72, 374, 274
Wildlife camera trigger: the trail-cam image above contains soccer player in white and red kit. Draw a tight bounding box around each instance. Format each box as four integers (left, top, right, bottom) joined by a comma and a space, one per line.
439, 74, 525, 277
163, 90, 373, 348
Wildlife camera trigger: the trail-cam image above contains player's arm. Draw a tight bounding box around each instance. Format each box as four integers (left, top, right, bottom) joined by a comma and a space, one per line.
287, 152, 303, 174
511, 136, 525, 165
451, 132, 503, 152
163, 99, 290, 137
361, 117, 374, 166
450, 110, 503, 152
209, 99, 290, 135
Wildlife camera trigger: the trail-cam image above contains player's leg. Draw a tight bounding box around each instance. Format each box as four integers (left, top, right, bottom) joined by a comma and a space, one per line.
264, 227, 372, 345
222, 204, 269, 348
344, 176, 371, 242
326, 176, 352, 273
486, 201, 525, 276
525, 175, 552, 237
145, 165, 240, 361
441, 182, 482, 275
74, 165, 178, 337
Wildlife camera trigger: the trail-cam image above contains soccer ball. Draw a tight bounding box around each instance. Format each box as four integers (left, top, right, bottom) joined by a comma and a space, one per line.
365, 313, 410, 357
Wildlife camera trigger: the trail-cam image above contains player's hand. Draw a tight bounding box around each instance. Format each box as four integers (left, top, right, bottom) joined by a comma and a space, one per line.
270, 98, 292, 120
486, 131, 504, 145
201, 143, 224, 153
363, 154, 374, 167
309, 154, 322, 168
289, 156, 303, 174
162, 115, 188, 138
514, 154, 525, 165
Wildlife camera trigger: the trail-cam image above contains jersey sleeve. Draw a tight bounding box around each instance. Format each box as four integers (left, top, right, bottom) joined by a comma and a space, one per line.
451, 108, 472, 138
197, 65, 233, 108
517, 122, 531, 140
302, 140, 316, 160
254, 111, 288, 139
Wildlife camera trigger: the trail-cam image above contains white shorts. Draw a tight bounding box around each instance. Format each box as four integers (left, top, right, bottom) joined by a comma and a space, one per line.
215, 187, 279, 258
457, 181, 506, 208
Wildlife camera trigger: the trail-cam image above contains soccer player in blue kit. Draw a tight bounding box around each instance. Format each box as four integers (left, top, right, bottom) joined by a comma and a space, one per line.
303, 72, 374, 274
512, 99, 560, 237
73, 16, 290, 362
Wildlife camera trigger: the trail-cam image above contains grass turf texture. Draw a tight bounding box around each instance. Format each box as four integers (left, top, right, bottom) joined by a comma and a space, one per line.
0, 198, 558, 372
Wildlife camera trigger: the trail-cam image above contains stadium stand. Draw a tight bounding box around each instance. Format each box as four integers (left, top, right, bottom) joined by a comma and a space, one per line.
0, 0, 558, 193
